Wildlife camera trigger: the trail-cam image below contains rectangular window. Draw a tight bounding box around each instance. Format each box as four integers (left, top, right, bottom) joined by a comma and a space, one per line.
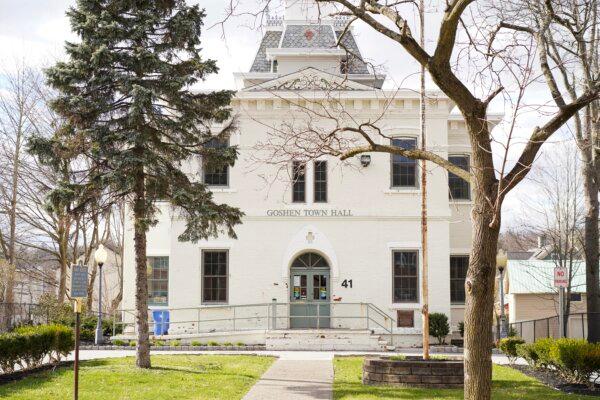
314, 160, 327, 203
292, 161, 306, 203
570, 293, 582, 302
393, 251, 418, 303
148, 256, 169, 306
450, 255, 469, 304
202, 250, 228, 303
397, 310, 415, 328
448, 155, 470, 200
203, 138, 229, 186
391, 138, 418, 188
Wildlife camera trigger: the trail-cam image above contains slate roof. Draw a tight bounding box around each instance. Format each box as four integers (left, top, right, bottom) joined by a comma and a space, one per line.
281, 24, 335, 48
336, 30, 369, 74
250, 31, 282, 73
249, 25, 369, 74
507, 260, 587, 294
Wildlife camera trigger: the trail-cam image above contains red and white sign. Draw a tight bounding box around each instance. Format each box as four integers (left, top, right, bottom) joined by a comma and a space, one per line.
554, 266, 568, 288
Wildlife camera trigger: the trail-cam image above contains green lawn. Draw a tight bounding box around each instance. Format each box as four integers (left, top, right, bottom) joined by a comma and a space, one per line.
0, 355, 274, 400
333, 357, 596, 399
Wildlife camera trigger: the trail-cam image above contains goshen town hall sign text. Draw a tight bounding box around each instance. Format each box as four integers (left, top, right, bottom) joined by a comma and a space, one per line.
266, 209, 353, 217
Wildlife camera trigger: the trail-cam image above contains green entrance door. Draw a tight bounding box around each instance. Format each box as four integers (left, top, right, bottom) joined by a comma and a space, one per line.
290, 253, 330, 329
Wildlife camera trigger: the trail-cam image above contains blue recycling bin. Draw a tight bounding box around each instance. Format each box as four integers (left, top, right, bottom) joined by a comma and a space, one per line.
152, 310, 170, 335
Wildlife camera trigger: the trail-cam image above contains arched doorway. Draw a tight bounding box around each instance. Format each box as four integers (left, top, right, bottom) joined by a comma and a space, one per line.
290, 252, 330, 329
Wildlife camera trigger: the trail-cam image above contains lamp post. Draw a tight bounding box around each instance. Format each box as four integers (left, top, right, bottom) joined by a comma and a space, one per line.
94, 244, 108, 345
496, 249, 508, 339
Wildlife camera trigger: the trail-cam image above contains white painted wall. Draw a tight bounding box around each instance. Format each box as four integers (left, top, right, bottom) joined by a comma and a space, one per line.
121, 88, 473, 344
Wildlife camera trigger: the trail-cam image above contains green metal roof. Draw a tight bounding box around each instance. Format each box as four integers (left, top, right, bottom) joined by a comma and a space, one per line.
507, 260, 587, 294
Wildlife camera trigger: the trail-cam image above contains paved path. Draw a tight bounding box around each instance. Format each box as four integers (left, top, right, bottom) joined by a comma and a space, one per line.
242, 352, 333, 400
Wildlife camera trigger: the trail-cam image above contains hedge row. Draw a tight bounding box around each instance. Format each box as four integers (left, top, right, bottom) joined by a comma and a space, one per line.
0, 324, 74, 374
511, 337, 600, 389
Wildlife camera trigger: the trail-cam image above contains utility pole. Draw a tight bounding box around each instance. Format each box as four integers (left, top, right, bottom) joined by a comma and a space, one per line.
419, 0, 429, 360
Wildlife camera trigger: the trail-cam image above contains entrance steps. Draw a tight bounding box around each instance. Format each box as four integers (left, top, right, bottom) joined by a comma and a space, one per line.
265, 329, 394, 351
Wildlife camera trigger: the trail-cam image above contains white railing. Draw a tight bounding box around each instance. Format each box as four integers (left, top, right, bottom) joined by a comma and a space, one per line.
114, 302, 396, 337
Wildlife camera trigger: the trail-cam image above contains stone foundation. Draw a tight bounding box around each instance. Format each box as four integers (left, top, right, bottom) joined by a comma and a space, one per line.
362, 356, 464, 388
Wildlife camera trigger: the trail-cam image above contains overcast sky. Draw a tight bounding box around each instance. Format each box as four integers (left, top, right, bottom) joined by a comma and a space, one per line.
0, 0, 577, 233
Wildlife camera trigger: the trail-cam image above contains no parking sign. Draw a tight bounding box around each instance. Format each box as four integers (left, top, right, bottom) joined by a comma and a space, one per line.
554, 266, 568, 288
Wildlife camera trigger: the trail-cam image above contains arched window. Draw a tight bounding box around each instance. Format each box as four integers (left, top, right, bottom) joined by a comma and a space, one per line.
291, 252, 329, 270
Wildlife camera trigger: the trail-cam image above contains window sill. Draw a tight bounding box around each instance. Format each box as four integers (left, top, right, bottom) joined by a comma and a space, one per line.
451, 303, 466, 307
390, 303, 421, 309
450, 200, 472, 204
209, 188, 237, 193
384, 189, 421, 195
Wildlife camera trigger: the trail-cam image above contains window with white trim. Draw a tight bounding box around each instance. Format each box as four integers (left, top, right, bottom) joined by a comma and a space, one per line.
448, 155, 470, 200
392, 250, 419, 303
450, 255, 469, 304
202, 250, 228, 303
391, 138, 418, 188
148, 256, 169, 306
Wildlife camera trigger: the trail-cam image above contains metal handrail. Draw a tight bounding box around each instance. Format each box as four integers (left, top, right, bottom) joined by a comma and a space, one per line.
114, 301, 397, 336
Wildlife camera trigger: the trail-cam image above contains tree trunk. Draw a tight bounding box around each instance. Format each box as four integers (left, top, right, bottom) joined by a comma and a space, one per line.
133, 170, 151, 368
462, 111, 500, 400
582, 155, 600, 342
57, 216, 69, 303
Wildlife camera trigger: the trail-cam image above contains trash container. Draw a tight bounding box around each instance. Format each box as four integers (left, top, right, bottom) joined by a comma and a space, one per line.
152, 310, 170, 335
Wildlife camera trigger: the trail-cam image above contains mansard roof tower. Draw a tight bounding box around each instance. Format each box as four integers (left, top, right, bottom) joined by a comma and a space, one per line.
235, 0, 385, 89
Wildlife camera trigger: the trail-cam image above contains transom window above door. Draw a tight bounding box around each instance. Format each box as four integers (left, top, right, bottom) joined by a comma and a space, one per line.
291, 252, 329, 269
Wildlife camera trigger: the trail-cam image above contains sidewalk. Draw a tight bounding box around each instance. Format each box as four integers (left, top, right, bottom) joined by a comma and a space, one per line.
242, 352, 333, 400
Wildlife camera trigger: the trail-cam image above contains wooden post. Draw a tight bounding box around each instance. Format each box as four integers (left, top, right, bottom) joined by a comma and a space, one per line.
419, 0, 429, 361
74, 299, 82, 400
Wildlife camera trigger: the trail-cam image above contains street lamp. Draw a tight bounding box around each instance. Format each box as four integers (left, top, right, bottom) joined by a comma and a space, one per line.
496, 249, 508, 338
94, 244, 108, 345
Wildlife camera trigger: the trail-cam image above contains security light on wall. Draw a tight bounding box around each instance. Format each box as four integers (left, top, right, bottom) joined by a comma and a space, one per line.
360, 154, 371, 167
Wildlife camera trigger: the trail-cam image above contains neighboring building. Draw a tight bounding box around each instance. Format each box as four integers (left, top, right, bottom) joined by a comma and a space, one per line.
121, 0, 495, 348
504, 260, 588, 340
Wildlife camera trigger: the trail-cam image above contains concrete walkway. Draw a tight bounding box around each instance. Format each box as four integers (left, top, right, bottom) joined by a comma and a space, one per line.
242, 352, 333, 400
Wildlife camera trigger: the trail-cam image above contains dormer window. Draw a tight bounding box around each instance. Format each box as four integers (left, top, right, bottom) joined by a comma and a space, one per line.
340, 58, 349, 75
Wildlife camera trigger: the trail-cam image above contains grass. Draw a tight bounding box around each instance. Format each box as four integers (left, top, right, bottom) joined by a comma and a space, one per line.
333, 357, 596, 399
0, 355, 274, 400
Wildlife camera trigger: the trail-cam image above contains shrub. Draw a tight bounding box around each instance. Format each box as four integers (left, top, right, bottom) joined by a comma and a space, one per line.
429, 313, 450, 345
457, 321, 464, 338
191, 341, 204, 347
129, 341, 136, 347
223, 342, 233, 347
112, 339, 126, 346
516, 343, 539, 368
170, 340, 181, 347
0, 324, 74, 373
499, 337, 525, 365
235, 342, 245, 347
32, 294, 123, 342
531, 338, 555, 368
151, 339, 165, 347
550, 338, 600, 387
208, 341, 219, 346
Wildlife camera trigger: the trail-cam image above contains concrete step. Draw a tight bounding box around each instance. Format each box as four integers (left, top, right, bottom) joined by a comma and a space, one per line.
265, 329, 385, 351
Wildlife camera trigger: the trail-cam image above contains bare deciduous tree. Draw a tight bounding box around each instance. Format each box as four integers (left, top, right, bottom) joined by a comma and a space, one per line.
221, 0, 600, 397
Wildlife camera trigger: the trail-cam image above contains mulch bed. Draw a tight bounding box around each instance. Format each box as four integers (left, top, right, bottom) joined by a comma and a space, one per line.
0, 361, 73, 386
512, 364, 600, 397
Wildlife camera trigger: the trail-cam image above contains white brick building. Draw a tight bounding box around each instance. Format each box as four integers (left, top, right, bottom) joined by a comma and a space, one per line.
121, 0, 488, 348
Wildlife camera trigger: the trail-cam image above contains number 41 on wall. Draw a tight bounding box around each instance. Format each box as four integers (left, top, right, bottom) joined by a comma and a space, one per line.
341, 279, 353, 288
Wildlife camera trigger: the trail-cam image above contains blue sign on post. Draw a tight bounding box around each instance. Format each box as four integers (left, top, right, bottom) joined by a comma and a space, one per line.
70, 264, 88, 299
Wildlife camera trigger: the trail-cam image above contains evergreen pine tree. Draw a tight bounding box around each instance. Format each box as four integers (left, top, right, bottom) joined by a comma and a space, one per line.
29, 0, 243, 368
